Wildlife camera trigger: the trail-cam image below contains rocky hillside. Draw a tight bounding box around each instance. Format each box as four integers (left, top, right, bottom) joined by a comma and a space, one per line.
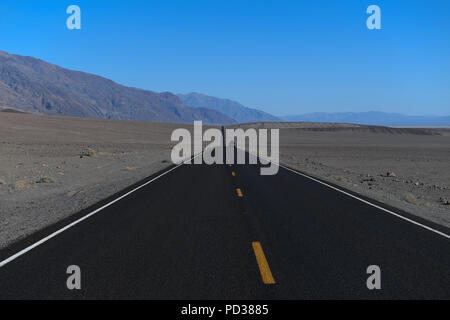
0, 51, 235, 124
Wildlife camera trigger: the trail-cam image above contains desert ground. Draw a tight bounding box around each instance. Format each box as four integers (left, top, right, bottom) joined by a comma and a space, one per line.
244, 122, 450, 228
1, 115, 449, 249
0, 112, 195, 248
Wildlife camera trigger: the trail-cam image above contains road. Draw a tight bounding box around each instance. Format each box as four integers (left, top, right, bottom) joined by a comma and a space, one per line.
0, 149, 449, 299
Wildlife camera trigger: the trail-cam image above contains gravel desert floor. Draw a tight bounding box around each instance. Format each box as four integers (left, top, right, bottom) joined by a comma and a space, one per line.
1, 115, 449, 249
0, 113, 189, 248
270, 123, 450, 228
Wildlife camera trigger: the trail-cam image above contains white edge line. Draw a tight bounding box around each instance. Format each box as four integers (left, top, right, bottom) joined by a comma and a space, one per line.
250, 150, 450, 240
3, 149, 448, 268
0, 153, 203, 268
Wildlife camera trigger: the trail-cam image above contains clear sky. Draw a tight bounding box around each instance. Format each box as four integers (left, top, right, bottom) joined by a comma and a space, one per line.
1, 0, 449, 116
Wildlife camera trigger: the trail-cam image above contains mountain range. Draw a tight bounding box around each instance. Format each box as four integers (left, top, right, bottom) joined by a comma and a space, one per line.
1, 51, 448, 127
282, 112, 450, 127
0, 51, 236, 124
177, 93, 281, 123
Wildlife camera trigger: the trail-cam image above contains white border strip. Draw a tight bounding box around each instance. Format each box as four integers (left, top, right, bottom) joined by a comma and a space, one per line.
251, 150, 450, 240
0, 154, 202, 268
279, 164, 450, 239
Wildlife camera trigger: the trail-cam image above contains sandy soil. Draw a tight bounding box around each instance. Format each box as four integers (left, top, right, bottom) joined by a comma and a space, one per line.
272, 124, 450, 228
0, 113, 191, 248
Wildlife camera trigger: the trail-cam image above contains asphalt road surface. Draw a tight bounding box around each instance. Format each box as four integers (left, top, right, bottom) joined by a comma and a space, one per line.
0, 150, 449, 299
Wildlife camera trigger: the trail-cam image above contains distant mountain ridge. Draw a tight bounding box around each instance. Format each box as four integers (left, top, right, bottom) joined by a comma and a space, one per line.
177, 92, 281, 123
282, 111, 450, 127
4, 51, 446, 127
0, 51, 235, 124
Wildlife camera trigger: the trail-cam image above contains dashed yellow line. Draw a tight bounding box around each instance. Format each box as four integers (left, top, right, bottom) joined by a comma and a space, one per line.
236, 188, 243, 197
252, 242, 276, 284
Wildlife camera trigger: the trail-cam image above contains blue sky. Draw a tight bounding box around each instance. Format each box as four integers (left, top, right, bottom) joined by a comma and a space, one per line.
1, 0, 449, 116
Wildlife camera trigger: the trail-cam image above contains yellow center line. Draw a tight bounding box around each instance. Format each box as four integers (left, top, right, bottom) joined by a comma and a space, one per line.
236, 188, 243, 197
252, 242, 276, 285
